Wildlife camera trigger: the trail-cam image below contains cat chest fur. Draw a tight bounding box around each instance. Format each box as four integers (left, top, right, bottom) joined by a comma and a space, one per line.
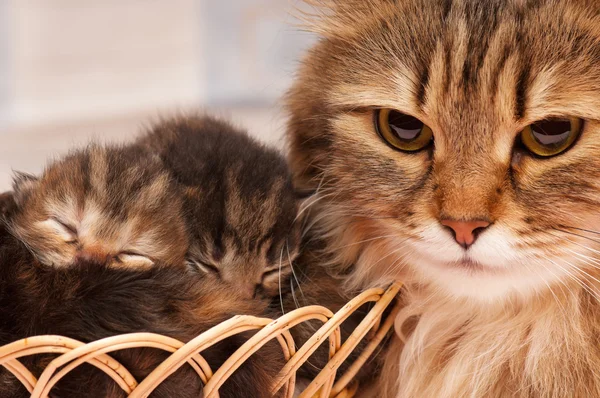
391, 286, 600, 398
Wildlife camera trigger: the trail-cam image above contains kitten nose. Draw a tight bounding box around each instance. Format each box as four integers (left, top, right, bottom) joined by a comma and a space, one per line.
76, 248, 110, 265
441, 219, 490, 249
239, 285, 257, 300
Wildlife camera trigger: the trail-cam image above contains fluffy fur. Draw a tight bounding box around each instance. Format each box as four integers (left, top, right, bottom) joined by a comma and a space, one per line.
8, 144, 188, 270
287, 0, 600, 396
140, 116, 302, 299
0, 218, 284, 398
270, 236, 393, 388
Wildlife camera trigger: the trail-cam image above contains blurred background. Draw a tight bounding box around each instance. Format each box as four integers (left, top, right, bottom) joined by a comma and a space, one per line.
0, 0, 315, 190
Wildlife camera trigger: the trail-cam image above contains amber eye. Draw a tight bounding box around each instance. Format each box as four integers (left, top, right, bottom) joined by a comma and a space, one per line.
520, 117, 583, 157
375, 109, 433, 152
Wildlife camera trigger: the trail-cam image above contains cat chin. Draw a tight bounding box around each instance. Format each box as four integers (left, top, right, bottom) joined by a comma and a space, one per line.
406, 250, 570, 303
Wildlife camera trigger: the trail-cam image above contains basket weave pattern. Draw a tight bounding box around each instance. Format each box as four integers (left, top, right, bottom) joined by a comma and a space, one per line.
0, 283, 401, 398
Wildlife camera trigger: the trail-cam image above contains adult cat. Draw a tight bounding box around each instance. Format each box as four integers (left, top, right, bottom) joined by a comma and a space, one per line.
288, 0, 600, 396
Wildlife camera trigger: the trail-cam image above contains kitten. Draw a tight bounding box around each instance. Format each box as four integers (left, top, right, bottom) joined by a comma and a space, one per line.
140, 116, 302, 299
7, 144, 188, 270
0, 217, 284, 398
288, 0, 600, 397
140, 116, 386, 393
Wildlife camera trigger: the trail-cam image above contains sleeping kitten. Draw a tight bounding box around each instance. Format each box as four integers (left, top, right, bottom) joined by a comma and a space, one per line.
288, 0, 600, 397
7, 144, 188, 269
140, 116, 302, 299
0, 218, 284, 398
140, 116, 382, 392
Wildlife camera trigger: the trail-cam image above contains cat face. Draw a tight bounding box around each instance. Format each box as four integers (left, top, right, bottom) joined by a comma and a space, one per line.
288, 0, 600, 300
183, 170, 302, 300
141, 116, 303, 299
9, 145, 188, 269
185, 181, 301, 299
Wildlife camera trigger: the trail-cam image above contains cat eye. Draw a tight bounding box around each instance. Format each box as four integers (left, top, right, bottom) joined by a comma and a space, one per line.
187, 258, 220, 275
48, 217, 78, 242
520, 117, 583, 157
261, 268, 281, 283
116, 252, 154, 268
52, 217, 77, 235
375, 109, 433, 152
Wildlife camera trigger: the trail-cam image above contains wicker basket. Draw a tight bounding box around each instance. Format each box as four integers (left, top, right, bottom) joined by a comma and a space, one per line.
0, 283, 401, 398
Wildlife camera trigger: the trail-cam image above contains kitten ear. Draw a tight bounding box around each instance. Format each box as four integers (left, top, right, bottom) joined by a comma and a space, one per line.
12, 171, 39, 205
0, 191, 17, 220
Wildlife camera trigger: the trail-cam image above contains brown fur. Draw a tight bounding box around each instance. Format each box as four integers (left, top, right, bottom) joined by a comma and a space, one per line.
269, 236, 393, 387
8, 144, 189, 270
287, 1, 600, 396
139, 115, 302, 299
0, 220, 284, 398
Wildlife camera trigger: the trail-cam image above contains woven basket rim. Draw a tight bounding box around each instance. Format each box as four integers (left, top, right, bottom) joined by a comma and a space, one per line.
0, 283, 402, 398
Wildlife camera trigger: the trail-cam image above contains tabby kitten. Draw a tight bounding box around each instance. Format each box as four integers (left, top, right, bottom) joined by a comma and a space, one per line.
288, 0, 600, 397
140, 116, 302, 299
0, 218, 284, 398
139, 116, 386, 391
7, 144, 188, 269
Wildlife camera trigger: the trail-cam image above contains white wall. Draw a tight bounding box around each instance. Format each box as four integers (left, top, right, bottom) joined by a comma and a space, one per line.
202, 0, 314, 105
0, 1, 315, 190
6, 0, 204, 127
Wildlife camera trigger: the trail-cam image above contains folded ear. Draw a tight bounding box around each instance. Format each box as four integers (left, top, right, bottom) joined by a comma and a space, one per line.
0, 191, 17, 220
12, 171, 39, 206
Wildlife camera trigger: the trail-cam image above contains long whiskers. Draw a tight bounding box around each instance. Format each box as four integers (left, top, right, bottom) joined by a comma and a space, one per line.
287, 241, 306, 303
559, 225, 600, 237
553, 227, 600, 247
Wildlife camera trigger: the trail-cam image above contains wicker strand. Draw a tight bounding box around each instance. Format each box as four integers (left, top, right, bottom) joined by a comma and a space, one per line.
0, 284, 401, 398
0, 335, 137, 394
298, 284, 402, 397
3, 360, 36, 393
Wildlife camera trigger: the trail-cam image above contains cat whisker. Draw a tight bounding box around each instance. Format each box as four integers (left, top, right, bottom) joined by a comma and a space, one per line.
559, 225, 600, 237
278, 244, 286, 315
552, 227, 600, 247
566, 256, 600, 287
547, 231, 600, 274
296, 191, 339, 222
526, 257, 571, 317
550, 230, 600, 258
547, 257, 600, 303
334, 234, 398, 250
566, 249, 600, 270
290, 277, 301, 309
286, 241, 306, 302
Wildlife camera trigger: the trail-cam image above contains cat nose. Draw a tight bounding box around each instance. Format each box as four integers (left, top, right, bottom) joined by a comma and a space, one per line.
239, 285, 258, 300
440, 219, 490, 249
76, 249, 110, 265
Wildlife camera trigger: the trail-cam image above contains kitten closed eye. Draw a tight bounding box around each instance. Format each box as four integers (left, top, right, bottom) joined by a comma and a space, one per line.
187, 257, 221, 275
261, 267, 286, 285
116, 252, 154, 269
8, 144, 189, 269
138, 115, 302, 299
41, 218, 78, 243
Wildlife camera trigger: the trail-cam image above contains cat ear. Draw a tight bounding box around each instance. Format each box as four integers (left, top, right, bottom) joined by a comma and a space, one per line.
0, 191, 17, 220
12, 171, 39, 206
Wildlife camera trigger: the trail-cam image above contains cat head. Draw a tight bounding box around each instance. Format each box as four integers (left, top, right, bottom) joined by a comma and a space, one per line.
288, 0, 600, 301
141, 116, 304, 299
9, 144, 189, 269
185, 178, 302, 300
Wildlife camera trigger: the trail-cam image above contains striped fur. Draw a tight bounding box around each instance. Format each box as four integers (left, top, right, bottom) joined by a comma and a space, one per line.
287, 1, 600, 396
8, 144, 188, 270
139, 116, 302, 299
